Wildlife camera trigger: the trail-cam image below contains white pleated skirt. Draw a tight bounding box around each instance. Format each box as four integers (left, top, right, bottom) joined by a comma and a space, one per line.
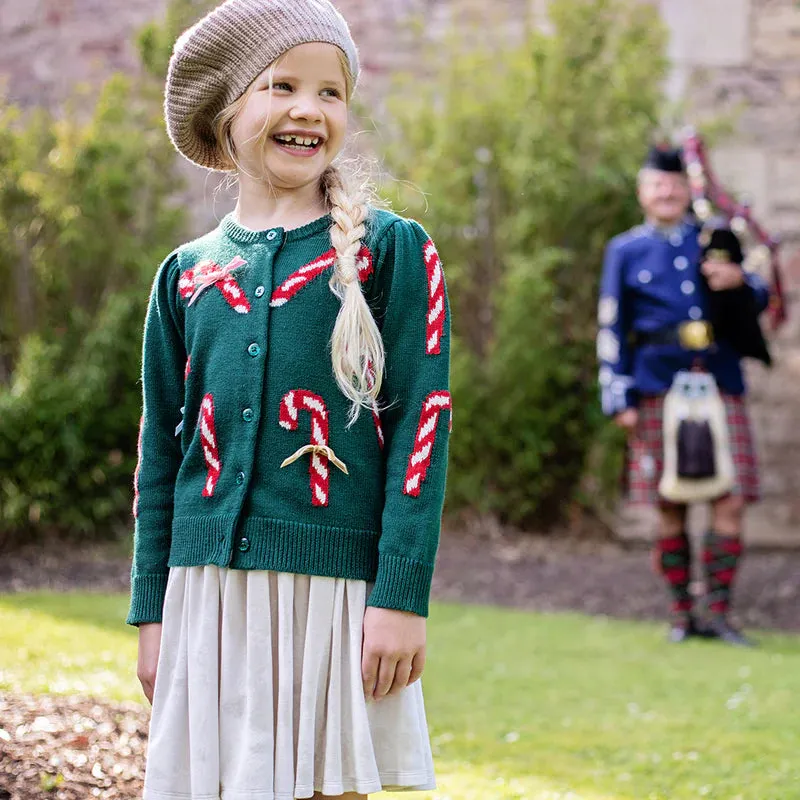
143, 566, 435, 800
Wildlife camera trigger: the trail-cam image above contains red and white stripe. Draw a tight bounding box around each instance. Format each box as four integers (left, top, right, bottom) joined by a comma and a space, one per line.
424, 240, 445, 355
366, 361, 384, 450
199, 394, 221, 497
178, 268, 196, 300
184, 355, 191, 381
132, 416, 144, 518
279, 390, 331, 506
179, 256, 250, 313
217, 274, 251, 314
404, 391, 452, 497
372, 408, 384, 450
270, 245, 373, 307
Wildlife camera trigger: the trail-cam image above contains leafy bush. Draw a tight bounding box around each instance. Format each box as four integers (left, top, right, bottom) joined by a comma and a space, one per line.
0, 73, 184, 544
380, 0, 668, 526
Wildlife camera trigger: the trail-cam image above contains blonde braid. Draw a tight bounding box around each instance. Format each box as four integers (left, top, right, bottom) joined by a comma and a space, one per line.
323, 165, 385, 425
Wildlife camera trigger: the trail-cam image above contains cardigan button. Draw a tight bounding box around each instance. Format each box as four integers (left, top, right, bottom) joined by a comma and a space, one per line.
236, 472, 245, 485
266, 230, 278, 241
254, 285, 265, 298
247, 343, 261, 357
238, 537, 250, 553
242, 408, 254, 422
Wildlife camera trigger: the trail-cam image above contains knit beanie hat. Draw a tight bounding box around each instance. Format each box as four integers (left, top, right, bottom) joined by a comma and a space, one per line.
165, 0, 360, 171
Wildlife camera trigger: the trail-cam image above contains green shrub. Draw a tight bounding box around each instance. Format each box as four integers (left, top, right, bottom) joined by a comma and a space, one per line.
381, 0, 668, 526
0, 74, 184, 544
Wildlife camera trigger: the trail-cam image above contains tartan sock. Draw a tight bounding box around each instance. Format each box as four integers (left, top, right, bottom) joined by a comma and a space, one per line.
655, 532, 693, 620
703, 530, 743, 616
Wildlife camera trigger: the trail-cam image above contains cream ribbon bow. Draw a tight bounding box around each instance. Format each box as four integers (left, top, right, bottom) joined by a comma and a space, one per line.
280, 444, 349, 475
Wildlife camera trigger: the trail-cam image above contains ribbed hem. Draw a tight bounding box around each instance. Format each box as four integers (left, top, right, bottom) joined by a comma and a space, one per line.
127, 572, 170, 626
367, 554, 435, 617
169, 514, 380, 581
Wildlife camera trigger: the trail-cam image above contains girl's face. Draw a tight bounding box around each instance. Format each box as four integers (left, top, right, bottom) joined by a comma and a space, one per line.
230, 42, 349, 189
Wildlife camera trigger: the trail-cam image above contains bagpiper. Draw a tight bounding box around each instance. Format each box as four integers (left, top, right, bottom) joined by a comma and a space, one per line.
597, 143, 775, 646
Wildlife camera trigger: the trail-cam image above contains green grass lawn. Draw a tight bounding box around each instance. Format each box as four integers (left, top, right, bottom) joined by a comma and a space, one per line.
2, 594, 800, 800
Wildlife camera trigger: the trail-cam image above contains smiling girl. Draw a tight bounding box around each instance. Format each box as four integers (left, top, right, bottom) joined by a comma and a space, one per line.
128, 2, 451, 798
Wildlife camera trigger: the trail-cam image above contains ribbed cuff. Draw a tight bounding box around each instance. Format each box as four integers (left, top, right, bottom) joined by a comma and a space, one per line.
126, 572, 169, 626
367, 554, 435, 617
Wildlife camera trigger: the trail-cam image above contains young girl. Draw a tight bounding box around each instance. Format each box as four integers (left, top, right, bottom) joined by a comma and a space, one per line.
127, 2, 451, 798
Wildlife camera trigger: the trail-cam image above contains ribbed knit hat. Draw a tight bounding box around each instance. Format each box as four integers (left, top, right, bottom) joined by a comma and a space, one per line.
165, 0, 359, 171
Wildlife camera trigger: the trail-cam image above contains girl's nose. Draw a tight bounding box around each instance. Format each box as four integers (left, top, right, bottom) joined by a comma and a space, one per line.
289, 95, 323, 123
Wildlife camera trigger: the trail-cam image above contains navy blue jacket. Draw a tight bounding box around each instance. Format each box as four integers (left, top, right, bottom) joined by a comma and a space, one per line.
597, 219, 769, 416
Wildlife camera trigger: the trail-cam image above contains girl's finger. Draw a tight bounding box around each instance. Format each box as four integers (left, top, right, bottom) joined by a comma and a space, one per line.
387, 658, 413, 696
373, 655, 399, 701
361, 650, 380, 699
408, 648, 426, 685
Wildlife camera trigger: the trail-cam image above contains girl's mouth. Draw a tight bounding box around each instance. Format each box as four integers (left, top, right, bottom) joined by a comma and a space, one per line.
272, 133, 324, 157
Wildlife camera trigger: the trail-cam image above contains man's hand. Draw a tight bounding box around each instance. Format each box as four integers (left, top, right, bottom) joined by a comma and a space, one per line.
702, 260, 745, 291
362, 607, 426, 702
614, 408, 639, 434
137, 622, 163, 705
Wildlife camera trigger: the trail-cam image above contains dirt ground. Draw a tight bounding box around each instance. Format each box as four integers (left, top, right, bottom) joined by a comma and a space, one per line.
2, 521, 799, 798
2, 518, 798, 629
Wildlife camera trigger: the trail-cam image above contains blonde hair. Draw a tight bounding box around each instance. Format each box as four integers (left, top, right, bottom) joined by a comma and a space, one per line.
211, 49, 383, 425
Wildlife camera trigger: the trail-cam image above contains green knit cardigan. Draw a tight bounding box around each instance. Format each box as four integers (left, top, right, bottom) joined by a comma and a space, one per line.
127, 208, 451, 625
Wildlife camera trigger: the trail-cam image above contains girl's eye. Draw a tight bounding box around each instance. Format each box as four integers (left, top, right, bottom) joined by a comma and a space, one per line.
272, 82, 292, 91
321, 88, 341, 98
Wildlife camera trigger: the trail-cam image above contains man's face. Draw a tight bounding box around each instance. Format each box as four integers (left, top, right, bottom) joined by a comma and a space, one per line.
637, 169, 691, 226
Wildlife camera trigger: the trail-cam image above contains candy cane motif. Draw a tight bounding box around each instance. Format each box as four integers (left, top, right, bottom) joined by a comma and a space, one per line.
270, 246, 373, 307
424, 240, 446, 355
184, 355, 191, 381
404, 391, 452, 497
366, 362, 384, 450
132, 416, 144, 518
199, 394, 221, 497
179, 256, 250, 313
279, 390, 331, 506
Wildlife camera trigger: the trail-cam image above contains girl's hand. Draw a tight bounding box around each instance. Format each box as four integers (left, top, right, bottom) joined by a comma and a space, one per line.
137, 622, 163, 705
361, 607, 426, 702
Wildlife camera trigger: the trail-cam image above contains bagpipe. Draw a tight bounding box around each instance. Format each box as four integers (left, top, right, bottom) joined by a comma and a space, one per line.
681, 128, 788, 366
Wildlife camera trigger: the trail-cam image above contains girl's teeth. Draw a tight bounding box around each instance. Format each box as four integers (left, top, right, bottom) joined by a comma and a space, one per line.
275, 135, 321, 147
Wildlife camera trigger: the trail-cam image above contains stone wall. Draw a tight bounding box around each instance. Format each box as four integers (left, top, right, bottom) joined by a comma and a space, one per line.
2, 0, 799, 542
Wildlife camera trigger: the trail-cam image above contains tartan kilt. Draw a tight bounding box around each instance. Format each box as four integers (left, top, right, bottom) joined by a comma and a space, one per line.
627, 393, 760, 506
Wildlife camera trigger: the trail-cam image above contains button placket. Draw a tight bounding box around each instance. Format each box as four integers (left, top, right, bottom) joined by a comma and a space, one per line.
227, 239, 275, 560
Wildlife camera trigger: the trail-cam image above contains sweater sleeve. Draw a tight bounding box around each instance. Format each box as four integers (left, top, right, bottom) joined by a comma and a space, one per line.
127, 251, 185, 626
367, 218, 451, 617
